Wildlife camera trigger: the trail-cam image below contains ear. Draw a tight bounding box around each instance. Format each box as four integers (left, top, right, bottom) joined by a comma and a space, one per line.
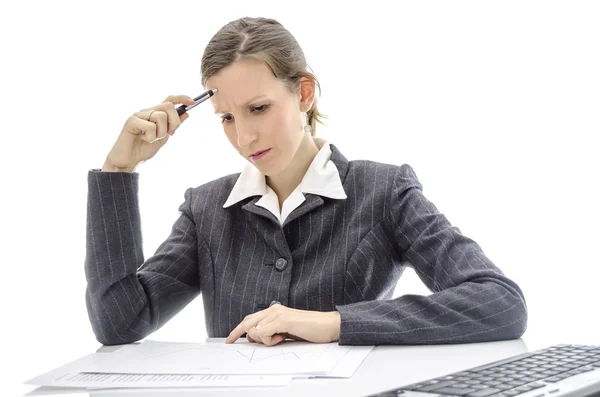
298, 76, 316, 113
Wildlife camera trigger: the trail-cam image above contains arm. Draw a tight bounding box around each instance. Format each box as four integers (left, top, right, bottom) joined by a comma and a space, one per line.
85, 169, 204, 345
336, 164, 528, 345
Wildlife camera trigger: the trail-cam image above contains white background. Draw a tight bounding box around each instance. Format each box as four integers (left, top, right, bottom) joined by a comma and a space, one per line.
1, 0, 599, 395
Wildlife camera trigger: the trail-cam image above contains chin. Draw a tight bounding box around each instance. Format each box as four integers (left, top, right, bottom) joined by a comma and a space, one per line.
257, 161, 286, 177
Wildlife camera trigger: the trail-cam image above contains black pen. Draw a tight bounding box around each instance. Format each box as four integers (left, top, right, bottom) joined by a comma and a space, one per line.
176, 89, 218, 116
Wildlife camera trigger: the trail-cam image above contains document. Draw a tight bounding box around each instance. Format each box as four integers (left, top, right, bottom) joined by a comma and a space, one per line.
25, 345, 293, 389
25, 340, 373, 389
87, 339, 365, 375
28, 371, 293, 389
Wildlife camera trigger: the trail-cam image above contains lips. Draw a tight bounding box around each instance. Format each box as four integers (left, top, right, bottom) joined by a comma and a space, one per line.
250, 149, 269, 157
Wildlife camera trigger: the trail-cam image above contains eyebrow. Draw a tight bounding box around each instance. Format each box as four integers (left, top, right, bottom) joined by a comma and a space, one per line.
214, 95, 269, 115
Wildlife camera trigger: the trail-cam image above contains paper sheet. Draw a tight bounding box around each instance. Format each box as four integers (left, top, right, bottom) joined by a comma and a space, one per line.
85, 339, 355, 375
322, 345, 373, 378
25, 345, 293, 389
25, 340, 374, 390
28, 371, 292, 389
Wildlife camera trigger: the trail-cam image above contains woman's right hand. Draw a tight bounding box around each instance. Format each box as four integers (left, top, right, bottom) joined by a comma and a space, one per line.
102, 95, 197, 172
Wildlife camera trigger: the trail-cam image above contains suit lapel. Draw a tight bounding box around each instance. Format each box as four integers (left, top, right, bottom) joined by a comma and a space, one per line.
241, 194, 326, 227
241, 197, 280, 226
237, 143, 350, 226
281, 194, 324, 227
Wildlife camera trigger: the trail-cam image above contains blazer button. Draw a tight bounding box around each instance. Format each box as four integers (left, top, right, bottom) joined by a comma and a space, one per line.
275, 258, 288, 271
270, 300, 281, 307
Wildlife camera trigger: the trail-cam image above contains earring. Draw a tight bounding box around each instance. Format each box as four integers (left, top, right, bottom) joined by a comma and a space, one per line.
304, 113, 311, 133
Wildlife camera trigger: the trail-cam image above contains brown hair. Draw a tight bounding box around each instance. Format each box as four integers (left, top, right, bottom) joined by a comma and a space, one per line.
201, 17, 327, 136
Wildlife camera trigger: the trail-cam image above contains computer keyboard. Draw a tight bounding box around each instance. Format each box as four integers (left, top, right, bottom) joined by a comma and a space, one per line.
367, 344, 600, 397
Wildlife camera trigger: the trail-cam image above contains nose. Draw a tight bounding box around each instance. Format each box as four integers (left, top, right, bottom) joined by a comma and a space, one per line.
236, 121, 257, 148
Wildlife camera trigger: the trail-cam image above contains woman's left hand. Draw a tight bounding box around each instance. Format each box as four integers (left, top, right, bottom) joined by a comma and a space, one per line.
225, 304, 341, 346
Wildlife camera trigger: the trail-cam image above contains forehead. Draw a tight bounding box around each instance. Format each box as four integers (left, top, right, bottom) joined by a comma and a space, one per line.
206, 59, 285, 114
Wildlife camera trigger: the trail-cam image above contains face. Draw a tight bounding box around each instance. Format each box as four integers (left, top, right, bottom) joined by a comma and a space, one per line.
205, 58, 314, 176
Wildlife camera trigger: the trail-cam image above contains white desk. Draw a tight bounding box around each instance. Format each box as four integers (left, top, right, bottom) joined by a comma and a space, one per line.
22, 338, 530, 397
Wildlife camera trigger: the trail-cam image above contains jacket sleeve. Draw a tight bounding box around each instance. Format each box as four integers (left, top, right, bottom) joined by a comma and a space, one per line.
336, 164, 528, 345
85, 169, 204, 345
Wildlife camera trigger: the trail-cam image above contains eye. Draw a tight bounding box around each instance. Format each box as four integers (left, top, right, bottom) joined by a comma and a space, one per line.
220, 104, 269, 123
253, 104, 269, 112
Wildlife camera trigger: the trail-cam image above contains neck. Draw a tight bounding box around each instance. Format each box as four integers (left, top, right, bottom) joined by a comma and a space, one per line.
267, 134, 320, 208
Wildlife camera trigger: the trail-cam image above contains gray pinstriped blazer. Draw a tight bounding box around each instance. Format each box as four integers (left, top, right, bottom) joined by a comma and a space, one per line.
85, 142, 528, 346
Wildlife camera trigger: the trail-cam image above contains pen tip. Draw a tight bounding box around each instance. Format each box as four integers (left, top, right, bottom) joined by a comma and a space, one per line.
212, 88, 218, 94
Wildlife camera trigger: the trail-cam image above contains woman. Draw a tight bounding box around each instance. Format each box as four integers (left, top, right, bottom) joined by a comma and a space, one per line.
86, 17, 527, 347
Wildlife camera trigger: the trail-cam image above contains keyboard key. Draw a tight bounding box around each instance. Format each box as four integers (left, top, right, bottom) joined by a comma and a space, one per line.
465, 388, 501, 397
500, 390, 523, 396
544, 376, 563, 383
530, 374, 548, 380
554, 365, 576, 372
484, 381, 502, 387
515, 385, 538, 392
416, 380, 457, 392
508, 380, 528, 387
471, 384, 492, 389
451, 384, 472, 388
432, 387, 477, 395
494, 385, 517, 391
541, 370, 561, 376
573, 366, 594, 374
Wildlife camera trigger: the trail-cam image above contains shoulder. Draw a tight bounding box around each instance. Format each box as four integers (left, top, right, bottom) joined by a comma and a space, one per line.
182, 172, 241, 212
346, 159, 422, 190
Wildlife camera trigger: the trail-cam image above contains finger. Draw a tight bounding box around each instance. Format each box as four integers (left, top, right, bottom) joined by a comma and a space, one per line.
162, 95, 196, 129
131, 110, 161, 141
285, 332, 307, 341
226, 314, 260, 344
127, 115, 157, 143
250, 313, 280, 346
155, 102, 183, 136
255, 317, 286, 346
163, 95, 196, 125
249, 330, 286, 346
162, 94, 197, 106
246, 334, 257, 343
149, 109, 168, 141
246, 324, 265, 345
269, 334, 287, 346
150, 107, 189, 123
